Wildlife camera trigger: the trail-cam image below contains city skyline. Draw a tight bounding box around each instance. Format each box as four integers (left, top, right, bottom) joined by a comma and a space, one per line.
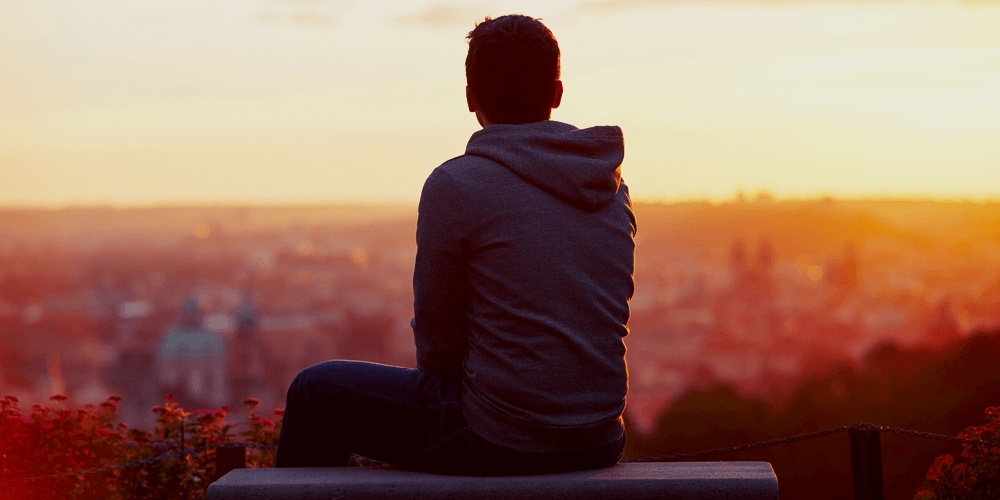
3, 0, 1000, 207
3, 198, 998, 440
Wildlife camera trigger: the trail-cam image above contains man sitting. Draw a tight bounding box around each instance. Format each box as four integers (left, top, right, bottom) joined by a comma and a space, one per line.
275, 14, 636, 475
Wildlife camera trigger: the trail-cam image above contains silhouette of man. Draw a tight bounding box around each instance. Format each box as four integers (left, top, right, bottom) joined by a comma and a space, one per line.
276, 14, 635, 475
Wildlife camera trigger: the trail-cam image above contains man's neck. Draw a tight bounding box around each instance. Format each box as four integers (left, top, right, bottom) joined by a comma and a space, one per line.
476, 111, 492, 128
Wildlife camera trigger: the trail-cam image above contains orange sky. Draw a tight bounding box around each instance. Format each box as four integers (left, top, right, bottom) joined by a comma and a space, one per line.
2, 1, 999, 207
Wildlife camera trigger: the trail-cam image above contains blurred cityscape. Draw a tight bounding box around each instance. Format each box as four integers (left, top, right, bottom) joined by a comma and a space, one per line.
1, 198, 998, 431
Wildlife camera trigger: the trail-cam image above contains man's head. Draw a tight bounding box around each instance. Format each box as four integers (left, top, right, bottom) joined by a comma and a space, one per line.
465, 15, 562, 126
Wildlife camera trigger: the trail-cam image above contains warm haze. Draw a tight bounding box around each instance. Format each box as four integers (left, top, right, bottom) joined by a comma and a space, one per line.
2, 0, 999, 207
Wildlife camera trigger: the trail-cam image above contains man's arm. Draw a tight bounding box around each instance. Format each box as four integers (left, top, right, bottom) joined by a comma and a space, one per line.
412, 168, 469, 377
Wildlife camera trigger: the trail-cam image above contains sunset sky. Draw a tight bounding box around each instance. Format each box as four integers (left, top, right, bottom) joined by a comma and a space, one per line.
2, 0, 999, 207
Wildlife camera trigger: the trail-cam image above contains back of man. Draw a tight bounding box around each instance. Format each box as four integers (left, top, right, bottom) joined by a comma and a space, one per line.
414, 120, 635, 454
276, 14, 634, 475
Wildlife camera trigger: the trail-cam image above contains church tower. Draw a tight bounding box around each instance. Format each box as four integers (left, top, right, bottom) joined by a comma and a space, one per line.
230, 289, 265, 401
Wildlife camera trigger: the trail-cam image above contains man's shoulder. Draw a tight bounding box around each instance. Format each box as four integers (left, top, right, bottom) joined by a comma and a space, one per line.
428, 153, 512, 190
436, 153, 499, 174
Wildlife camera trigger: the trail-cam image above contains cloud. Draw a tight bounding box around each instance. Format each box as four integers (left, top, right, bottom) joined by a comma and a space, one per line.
580, 0, 681, 10
394, 3, 493, 30
290, 11, 336, 26
256, 0, 350, 27
579, 0, 999, 9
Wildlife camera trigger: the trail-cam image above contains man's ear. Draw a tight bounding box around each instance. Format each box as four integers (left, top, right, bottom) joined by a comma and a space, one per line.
467, 86, 489, 127
466, 86, 479, 113
551, 80, 563, 110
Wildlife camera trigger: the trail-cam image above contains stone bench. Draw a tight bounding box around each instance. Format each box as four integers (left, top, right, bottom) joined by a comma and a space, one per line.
207, 462, 778, 499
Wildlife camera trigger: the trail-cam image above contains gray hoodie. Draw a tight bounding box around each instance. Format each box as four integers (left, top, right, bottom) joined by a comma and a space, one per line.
412, 120, 635, 453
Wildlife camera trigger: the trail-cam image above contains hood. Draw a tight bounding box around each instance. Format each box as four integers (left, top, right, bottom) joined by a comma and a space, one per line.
465, 120, 625, 211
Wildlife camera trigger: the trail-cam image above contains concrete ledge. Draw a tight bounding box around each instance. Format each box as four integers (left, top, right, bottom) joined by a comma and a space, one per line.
207, 462, 778, 499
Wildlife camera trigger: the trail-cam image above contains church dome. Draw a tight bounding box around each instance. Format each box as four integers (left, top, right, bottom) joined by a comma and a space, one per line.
158, 297, 225, 358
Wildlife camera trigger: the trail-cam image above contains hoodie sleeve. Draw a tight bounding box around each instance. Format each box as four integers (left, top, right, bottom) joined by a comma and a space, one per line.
412, 168, 469, 377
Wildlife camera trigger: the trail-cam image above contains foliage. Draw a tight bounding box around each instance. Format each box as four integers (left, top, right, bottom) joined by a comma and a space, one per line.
915, 407, 1000, 500
627, 329, 1000, 500
0, 394, 282, 500
240, 398, 283, 468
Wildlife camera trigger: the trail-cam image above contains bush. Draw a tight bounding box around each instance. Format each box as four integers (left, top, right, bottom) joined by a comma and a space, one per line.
916, 407, 1000, 500
0, 394, 282, 500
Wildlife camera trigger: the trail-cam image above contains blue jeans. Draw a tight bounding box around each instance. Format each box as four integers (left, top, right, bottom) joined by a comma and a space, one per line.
274, 360, 625, 475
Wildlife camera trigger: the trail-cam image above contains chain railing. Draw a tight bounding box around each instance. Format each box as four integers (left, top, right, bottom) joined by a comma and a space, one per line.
19, 441, 278, 484
878, 424, 1000, 447
18, 422, 1000, 500
630, 424, 854, 462
629, 422, 1000, 500
628, 422, 1000, 463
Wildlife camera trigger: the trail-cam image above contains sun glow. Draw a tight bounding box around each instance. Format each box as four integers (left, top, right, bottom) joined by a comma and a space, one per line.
1, 1, 999, 206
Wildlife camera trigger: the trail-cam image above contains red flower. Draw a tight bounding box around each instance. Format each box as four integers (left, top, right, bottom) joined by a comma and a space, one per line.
918, 407, 1000, 498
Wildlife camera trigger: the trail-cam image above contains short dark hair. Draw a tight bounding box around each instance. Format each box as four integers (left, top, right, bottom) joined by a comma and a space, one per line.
465, 15, 560, 125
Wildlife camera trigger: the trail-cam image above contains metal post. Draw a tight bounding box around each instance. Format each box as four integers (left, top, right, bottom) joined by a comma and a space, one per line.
215, 446, 246, 482
849, 424, 884, 500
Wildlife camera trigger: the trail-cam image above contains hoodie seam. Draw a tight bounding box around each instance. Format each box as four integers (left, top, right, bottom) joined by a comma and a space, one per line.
430, 167, 476, 247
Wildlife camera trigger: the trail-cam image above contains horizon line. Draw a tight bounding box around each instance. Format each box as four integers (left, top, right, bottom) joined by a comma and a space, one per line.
3, 194, 1000, 211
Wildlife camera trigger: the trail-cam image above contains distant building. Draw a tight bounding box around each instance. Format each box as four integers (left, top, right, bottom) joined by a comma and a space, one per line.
113, 347, 159, 428
729, 237, 775, 299
107, 299, 158, 428
228, 290, 268, 401
926, 300, 961, 348
156, 298, 228, 409
729, 239, 749, 289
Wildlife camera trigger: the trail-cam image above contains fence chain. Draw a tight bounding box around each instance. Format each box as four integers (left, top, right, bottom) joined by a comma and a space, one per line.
231, 441, 279, 452
20, 441, 278, 483
22, 446, 210, 483
631, 423, 1000, 463
878, 425, 1000, 448
630, 425, 853, 462
20, 424, 1000, 478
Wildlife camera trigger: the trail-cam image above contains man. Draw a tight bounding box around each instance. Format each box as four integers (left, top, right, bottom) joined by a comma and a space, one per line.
275, 14, 635, 475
